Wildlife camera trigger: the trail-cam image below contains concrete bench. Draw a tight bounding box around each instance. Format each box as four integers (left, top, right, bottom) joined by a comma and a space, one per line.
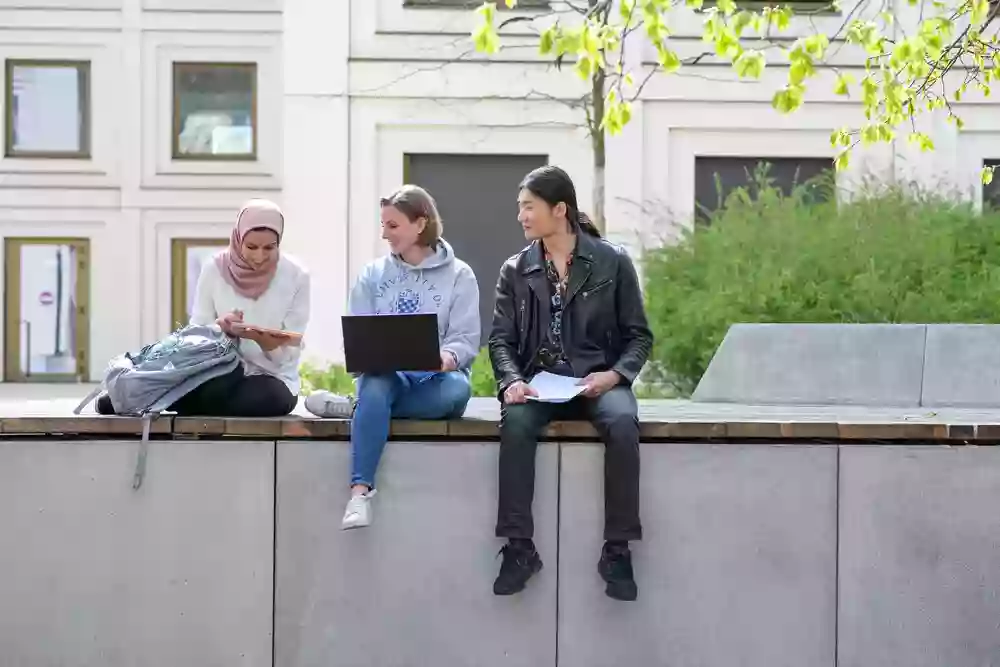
693, 323, 1000, 409
1, 395, 1000, 666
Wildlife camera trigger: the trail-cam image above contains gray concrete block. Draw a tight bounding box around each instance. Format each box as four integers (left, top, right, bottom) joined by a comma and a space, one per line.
0, 439, 274, 667
692, 323, 926, 406
275, 440, 557, 667
558, 442, 837, 667
838, 446, 1000, 667
921, 324, 1000, 407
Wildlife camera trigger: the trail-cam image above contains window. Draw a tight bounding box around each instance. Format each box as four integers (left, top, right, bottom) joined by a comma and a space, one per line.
172, 62, 257, 160
404, 153, 548, 346
984, 160, 1000, 211
4, 59, 91, 159
694, 156, 834, 222
3, 238, 90, 382
170, 238, 227, 329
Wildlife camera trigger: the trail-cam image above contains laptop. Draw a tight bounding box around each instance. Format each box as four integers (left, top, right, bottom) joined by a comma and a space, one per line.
342, 313, 442, 374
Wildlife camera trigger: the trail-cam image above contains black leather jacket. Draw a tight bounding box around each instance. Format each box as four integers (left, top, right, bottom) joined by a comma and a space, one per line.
489, 232, 654, 395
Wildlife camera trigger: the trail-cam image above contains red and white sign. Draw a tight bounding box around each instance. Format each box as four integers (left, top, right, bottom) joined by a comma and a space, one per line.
38, 291, 54, 306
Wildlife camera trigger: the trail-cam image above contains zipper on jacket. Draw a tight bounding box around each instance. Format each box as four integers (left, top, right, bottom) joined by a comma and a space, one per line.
583, 278, 614, 299
519, 299, 526, 335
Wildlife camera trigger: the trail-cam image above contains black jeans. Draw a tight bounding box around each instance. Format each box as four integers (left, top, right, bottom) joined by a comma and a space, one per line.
170, 365, 297, 417
496, 386, 642, 542
97, 365, 297, 418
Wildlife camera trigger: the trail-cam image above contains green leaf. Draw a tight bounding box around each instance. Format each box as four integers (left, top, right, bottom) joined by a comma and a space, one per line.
972, 0, 989, 25
717, 0, 737, 15
830, 128, 851, 147
772, 85, 804, 113
907, 132, 935, 151
733, 51, 765, 79
472, 24, 500, 54
983, 166, 995, 186
658, 46, 682, 73
505, 0, 517, 7
539, 26, 556, 54
834, 72, 855, 95
835, 150, 850, 170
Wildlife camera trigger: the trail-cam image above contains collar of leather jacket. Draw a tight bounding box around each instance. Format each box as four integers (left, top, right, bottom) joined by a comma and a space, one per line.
520, 231, 598, 275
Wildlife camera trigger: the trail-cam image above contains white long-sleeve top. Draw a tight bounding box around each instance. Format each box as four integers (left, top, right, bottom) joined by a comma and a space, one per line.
190, 254, 310, 395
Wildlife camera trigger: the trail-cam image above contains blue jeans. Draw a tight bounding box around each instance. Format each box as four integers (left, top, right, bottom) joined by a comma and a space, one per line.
350, 371, 472, 488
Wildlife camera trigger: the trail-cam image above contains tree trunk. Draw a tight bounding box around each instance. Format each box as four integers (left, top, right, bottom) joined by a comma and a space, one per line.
590, 66, 607, 234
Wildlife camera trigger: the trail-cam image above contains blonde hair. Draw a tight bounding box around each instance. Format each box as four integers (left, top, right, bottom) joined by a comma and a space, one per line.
380, 184, 443, 247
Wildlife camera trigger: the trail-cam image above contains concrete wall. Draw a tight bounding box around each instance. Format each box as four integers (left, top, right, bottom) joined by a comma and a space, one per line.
694, 323, 1000, 408
0, 439, 274, 667
2, 437, 999, 666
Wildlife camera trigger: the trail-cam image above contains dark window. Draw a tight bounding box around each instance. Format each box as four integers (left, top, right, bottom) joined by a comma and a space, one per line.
404, 153, 548, 347
172, 62, 257, 161
984, 159, 1000, 211
694, 156, 834, 222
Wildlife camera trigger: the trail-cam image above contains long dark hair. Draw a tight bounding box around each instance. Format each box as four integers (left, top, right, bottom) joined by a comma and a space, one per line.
519, 165, 601, 238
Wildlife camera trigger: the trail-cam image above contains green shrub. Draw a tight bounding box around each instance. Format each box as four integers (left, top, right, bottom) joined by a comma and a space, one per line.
298, 348, 499, 398
299, 360, 356, 396
643, 182, 1000, 397
469, 347, 498, 397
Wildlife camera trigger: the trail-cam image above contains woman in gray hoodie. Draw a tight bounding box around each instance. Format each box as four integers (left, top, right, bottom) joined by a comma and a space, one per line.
340, 184, 481, 529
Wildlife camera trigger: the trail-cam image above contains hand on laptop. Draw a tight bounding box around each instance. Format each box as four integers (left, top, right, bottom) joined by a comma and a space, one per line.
440, 350, 458, 372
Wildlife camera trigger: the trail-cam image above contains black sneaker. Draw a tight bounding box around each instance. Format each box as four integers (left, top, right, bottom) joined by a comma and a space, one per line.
598, 542, 638, 601
493, 540, 543, 595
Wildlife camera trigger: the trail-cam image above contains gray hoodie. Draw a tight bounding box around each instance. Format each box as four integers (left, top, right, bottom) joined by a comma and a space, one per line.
347, 239, 481, 369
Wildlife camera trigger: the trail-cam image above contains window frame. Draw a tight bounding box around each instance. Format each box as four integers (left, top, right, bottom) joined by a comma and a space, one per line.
170, 237, 228, 330
4, 58, 92, 160
3, 237, 91, 383
171, 61, 258, 162
693, 155, 835, 222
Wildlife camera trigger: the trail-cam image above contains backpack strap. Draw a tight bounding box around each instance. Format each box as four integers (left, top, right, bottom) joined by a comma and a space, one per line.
132, 413, 156, 491
73, 385, 105, 416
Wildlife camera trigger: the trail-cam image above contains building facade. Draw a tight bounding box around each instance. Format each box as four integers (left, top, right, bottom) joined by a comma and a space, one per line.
1, 0, 998, 381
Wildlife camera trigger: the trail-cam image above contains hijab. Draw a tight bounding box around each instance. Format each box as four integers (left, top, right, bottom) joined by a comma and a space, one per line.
215, 199, 285, 299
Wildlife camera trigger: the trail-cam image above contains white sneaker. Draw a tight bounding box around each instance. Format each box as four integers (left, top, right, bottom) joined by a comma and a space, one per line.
341, 489, 377, 530
305, 391, 355, 419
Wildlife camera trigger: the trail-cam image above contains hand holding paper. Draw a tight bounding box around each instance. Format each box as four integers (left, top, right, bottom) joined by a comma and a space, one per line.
526, 371, 587, 403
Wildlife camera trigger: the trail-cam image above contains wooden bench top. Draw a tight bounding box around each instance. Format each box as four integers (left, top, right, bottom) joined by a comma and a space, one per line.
0, 394, 998, 442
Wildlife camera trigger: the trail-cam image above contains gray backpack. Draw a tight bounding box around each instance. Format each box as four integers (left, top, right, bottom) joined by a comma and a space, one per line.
75, 324, 241, 489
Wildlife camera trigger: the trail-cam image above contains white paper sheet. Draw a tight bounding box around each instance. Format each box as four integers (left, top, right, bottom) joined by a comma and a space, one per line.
526, 371, 586, 403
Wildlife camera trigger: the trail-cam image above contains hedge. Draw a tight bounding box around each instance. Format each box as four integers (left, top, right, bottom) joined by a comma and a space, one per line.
642, 180, 1000, 397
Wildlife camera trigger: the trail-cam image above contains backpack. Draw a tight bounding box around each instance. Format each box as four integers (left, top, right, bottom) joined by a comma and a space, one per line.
74, 324, 241, 490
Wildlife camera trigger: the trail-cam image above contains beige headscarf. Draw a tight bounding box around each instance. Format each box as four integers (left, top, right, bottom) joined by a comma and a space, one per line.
215, 199, 284, 299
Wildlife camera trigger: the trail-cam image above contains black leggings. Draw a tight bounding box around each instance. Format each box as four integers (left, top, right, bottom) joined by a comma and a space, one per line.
97, 365, 297, 417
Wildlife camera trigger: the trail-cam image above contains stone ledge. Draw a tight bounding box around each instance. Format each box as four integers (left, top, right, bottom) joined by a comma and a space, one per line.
0, 397, 997, 442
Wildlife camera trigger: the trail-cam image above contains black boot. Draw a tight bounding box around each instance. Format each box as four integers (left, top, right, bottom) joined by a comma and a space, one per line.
598, 541, 637, 601
95, 392, 115, 415
493, 539, 542, 596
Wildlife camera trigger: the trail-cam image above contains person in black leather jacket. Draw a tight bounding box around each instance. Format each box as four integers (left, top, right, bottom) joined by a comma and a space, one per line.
489, 165, 653, 602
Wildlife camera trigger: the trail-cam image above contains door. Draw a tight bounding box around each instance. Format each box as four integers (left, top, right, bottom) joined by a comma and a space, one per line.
4, 238, 90, 382
404, 153, 548, 347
